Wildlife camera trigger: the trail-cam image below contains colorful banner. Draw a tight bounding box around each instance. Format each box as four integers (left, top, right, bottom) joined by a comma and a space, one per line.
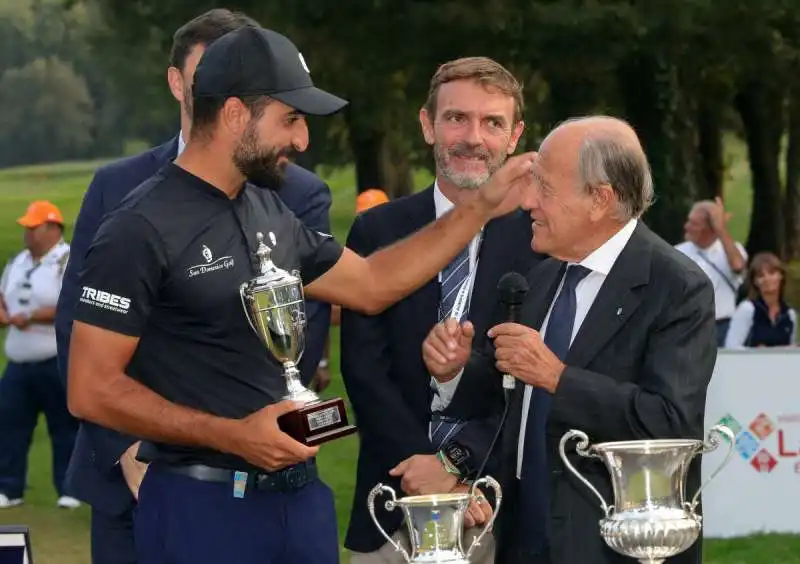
702, 348, 800, 538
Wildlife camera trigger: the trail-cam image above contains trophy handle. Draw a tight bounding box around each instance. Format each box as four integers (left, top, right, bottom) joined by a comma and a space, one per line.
239, 283, 258, 334
465, 476, 502, 560
559, 430, 613, 517
686, 424, 736, 513
367, 483, 411, 563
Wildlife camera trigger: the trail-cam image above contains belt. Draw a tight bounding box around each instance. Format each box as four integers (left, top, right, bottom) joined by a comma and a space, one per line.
154, 459, 318, 493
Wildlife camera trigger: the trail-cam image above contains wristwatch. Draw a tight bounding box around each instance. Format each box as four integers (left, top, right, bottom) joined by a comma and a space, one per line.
441, 440, 475, 479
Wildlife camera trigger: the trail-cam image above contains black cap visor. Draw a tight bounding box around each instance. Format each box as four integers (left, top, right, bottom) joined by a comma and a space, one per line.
271, 86, 348, 116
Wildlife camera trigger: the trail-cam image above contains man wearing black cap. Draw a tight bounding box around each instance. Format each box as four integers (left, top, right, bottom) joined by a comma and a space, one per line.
66, 26, 535, 564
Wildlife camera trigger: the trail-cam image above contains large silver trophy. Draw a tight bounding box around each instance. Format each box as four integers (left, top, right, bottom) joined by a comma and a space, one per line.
558, 425, 735, 564
367, 477, 502, 564
240, 232, 356, 446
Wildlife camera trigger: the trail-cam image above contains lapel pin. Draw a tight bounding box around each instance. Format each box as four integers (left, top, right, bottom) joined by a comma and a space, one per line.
616, 307, 622, 316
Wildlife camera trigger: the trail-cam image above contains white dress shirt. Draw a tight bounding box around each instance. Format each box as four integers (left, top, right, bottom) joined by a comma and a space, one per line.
1, 239, 70, 363
516, 219, 638, 478
177, 130, 186, 156
429, 182, 484, 412
674, 239, 747, 321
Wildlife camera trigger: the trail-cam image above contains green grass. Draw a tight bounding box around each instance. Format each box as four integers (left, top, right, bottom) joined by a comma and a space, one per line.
0, 139, 798, 563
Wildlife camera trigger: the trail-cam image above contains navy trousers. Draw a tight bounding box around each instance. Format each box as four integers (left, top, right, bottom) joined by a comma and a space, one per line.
135, 467, 340, 564
92, 504, 137, 564
0, 358, 78, 499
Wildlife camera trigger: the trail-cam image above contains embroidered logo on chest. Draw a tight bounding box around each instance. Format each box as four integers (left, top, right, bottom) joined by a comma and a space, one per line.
187, 244, 235, 278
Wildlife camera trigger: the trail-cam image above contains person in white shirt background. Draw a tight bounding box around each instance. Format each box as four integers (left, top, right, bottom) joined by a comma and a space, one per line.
0, 201, 80, 509
675, 196, 748, 346
725, 251, 797, 348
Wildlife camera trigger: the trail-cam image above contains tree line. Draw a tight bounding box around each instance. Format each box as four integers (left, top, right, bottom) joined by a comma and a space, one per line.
4, 0, 800, 260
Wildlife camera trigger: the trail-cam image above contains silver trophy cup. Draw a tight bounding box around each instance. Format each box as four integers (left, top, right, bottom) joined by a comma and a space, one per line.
558, 425, 735, 564
239, 231, 317, 404
367, 477, 502, 564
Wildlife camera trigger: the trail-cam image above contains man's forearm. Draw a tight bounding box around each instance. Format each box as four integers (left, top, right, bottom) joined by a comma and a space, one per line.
73, 372, 241, 457
365, 201, 489, 310
30, 306, 56, 324
716, 229, 746, 273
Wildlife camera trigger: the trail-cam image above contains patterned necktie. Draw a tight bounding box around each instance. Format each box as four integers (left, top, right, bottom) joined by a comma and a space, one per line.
518, 264, 591, 550
430, 244, 472, 449
438, 245, 471, 322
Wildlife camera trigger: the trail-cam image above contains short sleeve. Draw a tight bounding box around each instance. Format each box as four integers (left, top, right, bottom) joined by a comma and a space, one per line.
292, 215, 343, 285
0, 261, 9, 296
73, 211, 167, 337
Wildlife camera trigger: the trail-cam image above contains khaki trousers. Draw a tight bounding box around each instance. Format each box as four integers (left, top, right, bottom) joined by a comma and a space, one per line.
349, 527, 495, 564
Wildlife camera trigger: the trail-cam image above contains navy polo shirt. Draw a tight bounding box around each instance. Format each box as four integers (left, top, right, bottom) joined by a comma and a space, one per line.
73, 163, 342, 469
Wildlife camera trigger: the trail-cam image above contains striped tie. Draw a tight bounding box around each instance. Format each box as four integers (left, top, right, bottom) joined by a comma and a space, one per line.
430, 245, 472, 449
519, 264, 591, 551
438, 246, 471, 322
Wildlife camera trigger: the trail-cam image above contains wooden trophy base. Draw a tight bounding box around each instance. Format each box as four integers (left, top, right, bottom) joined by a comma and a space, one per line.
278, 397, 358, 446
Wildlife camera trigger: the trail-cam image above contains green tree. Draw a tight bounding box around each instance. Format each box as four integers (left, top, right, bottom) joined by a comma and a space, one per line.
0, 57, 95, 166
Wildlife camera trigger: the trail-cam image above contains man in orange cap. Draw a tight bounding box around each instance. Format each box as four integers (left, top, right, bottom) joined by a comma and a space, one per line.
0, 201, 80, 510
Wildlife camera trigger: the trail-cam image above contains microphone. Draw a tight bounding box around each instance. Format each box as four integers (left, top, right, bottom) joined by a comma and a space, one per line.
497, 272, 529, 391
469, 272, 530, 485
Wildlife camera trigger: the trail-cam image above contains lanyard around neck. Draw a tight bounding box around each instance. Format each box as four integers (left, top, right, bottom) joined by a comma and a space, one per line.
445, 231, 484, 321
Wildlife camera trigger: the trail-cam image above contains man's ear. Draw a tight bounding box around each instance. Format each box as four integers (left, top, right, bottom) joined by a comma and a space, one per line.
590, 183, 616, 221
167, 67, 185, 103
419, 108, 435, 146
507, 120, 525, 154
219, 98, 250, 136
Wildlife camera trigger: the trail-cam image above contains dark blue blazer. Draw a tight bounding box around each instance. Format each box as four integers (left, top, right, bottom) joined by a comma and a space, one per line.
340, 186, 543, 553
55, 136, 333, 515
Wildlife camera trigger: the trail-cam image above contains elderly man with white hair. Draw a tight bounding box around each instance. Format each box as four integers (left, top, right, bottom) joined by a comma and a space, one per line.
675, 198, 747, 346
423, 116, 718, 564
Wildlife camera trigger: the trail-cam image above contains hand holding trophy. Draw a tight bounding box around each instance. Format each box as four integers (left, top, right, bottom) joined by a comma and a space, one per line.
240, 232, 357, 446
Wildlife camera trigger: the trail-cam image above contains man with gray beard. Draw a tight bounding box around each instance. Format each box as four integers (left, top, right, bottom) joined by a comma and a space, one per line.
341, 57, 545, 564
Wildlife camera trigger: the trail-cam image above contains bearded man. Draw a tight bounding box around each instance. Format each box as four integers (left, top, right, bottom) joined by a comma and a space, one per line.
66, 29, 535, 564
341, 57, 545, 564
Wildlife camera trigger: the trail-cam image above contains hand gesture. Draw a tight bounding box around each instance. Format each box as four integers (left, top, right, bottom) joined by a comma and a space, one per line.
389, 454, 458, 496
488, 322, 565, 392
451, 483, 494, 528
311, 365, 331, 393
119, 441, 149, 500
477, 152, 536, 218
707, 196, 733, 233
423, 319, 474, 382
9, 313, 30, 329
234, 400, 319, 471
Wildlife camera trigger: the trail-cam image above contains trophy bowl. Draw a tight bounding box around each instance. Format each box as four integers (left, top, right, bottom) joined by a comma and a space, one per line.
240, 232, 357, 446
367, 476, 501, 564
558, 425, 735, 564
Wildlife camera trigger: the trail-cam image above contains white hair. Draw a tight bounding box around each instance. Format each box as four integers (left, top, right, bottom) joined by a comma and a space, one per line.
578, 135, 654, 220
544, 116, 655, 221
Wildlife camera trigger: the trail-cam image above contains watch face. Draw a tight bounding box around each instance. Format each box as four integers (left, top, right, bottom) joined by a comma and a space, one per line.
445, 442, 469, 466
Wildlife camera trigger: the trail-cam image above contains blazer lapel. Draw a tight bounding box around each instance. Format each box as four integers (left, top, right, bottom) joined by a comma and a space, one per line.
523, 259, 566, 331
469, 217, 510, 337
151, 135, 180, 166
566, 224, 651, 368
402, 187, 440, 337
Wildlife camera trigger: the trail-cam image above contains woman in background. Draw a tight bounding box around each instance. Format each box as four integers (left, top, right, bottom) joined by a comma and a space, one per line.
725, 252, 797, 348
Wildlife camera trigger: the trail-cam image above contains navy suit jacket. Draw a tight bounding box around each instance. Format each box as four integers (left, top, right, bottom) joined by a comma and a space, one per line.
340, 186, 544, 553
55, 136, 333, 515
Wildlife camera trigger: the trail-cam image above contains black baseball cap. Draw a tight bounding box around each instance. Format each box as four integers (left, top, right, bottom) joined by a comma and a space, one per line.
193, 26, 348, 116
